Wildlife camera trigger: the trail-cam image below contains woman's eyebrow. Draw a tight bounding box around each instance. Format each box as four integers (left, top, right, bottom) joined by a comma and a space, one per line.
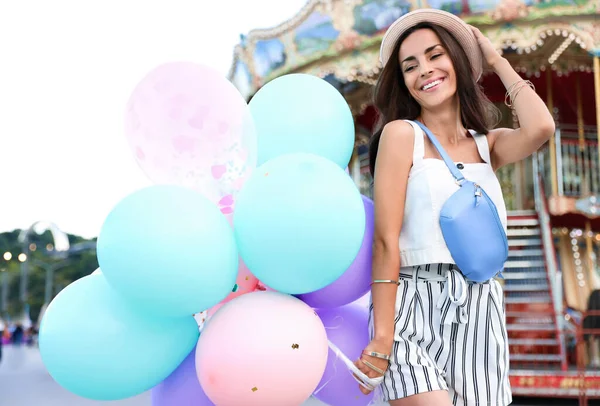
401, 44, 443, 64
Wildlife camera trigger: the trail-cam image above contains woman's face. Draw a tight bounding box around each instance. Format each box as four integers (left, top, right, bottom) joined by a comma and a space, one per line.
398, 28, 457, 109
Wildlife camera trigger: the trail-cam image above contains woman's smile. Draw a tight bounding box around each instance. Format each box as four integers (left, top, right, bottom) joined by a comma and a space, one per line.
420, 76, 446, 92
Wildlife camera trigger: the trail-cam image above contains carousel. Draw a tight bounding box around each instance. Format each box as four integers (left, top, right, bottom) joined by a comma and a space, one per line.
229, 0, 600, 403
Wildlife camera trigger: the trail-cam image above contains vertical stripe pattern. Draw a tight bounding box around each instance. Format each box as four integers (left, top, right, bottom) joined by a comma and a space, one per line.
369, 264, 512, 405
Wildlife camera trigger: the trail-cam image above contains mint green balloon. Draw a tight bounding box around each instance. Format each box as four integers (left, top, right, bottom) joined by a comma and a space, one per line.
39, 274, 199, 401
97, 185, 238, 318
249, 74, 354, 168
233, 153, 365, 294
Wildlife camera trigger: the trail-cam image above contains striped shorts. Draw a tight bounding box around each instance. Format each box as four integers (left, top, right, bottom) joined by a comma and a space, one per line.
369, 264, 512, 405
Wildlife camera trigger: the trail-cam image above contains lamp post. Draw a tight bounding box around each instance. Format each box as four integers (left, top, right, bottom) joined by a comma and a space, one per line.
18, 222, 70, 307
31, 259, 72, 306
18, 252, 28, 304
1, 268, 8, 316
1, 252, 14, 317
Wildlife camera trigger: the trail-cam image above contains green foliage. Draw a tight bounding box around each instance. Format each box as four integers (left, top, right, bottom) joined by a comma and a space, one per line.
0, 230, 98, 323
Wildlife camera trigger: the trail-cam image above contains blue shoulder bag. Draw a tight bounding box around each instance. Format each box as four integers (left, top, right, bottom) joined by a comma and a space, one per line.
414, 121, 508, 282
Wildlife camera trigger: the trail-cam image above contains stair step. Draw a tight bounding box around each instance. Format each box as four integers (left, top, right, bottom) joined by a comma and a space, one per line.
502, 271, 548, 280
508, 238, 542, 247
508, 338, 559, 346
504, 260, 546, 268
506, 311, 554, 317
507, 228, 541, 237
508, 322, 555, 328
507, 218, 540, 227
507, 324, 555, 331
507, 210, 538, 217
510, 354, 562, 362
505, 295, 551, 304
508, 249, 544, 257
503, 284, 549, 292
506, 317, 554, 325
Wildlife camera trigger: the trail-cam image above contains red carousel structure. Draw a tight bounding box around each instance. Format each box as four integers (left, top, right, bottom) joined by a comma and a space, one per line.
229, 0, 600, 403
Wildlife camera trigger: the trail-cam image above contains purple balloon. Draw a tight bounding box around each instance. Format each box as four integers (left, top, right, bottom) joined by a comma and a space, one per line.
298, 195, 373, 308
314, 304, 373, 406
152, 347, 214, 406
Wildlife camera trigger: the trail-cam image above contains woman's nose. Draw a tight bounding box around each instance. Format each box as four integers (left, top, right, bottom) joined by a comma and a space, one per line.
419, 64, 434, 77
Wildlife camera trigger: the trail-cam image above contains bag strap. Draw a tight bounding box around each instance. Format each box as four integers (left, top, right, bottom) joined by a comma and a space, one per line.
414, 121, 466, 185
470, 130, 492, 164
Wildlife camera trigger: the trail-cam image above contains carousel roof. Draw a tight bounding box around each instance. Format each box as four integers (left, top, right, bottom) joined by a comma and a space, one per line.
228, 0, 600, 98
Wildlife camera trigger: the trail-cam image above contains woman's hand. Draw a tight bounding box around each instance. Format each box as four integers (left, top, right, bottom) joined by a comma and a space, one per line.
354, 337, 392, 395
470, 25, 503, 69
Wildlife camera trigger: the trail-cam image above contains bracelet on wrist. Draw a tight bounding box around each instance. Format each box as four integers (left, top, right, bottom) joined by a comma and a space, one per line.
370, 279, 399, 286
505, 80, 535, 109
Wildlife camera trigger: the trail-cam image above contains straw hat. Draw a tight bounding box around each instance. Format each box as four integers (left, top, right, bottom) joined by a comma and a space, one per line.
379, 9, 483, 80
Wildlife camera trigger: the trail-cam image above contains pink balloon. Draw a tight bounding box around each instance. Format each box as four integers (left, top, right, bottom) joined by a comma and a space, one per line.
196, 292, 328, 406
205, 212, 259, 319
206, 259, 259, 318
125, 62, 257, 206
255, 281, 277, 292
229, 260, 259, 300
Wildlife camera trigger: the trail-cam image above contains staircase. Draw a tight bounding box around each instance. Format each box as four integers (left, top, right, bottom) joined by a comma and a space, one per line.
503, 210, 566, 369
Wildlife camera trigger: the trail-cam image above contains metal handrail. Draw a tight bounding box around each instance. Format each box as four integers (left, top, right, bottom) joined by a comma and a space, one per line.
533, 151, 568, 371
558, 123, 599, 134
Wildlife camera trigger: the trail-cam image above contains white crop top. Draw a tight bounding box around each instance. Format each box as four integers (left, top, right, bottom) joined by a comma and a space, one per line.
399, 120, 508, 267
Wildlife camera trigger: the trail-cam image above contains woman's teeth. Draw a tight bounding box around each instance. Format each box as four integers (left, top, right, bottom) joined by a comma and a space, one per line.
422, 79, 443, 90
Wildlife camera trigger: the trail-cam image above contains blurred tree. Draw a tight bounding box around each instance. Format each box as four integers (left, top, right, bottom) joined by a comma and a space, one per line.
0, 230, 98, 322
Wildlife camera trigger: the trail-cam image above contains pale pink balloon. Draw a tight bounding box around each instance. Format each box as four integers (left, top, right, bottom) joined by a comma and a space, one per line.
205, 302, 224, 319
125, 62, 257, 205
196, 292, 329, 406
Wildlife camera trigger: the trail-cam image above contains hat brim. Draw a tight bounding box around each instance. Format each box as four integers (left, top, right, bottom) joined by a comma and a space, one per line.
379, 9, 483, 80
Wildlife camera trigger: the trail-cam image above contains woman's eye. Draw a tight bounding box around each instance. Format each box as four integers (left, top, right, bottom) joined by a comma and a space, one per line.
431, 53, 443, 59
405, 66, 415, 72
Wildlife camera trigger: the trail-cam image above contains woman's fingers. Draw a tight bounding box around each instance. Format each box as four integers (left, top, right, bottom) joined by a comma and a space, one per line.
354, 359, 372, 376
354, 355, 389, 395
353, 359, 375, 394
358, 357, 387, 377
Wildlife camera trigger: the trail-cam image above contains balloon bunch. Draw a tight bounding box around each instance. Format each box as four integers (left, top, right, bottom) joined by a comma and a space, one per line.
38, 64, 376, 406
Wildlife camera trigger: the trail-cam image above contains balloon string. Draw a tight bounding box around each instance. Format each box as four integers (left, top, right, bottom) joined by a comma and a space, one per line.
313, 347, 341, 396
314, 356, 384, 406
323, 315, 344, 331
313, 316, 346, 395
313, 347, 385, 406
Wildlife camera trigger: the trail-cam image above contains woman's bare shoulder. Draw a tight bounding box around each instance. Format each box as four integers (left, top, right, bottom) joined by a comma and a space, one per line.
380, 119, 414, 145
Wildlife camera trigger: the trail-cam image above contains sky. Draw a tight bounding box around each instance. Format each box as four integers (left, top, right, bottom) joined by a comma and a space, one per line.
0, 0, 309, 239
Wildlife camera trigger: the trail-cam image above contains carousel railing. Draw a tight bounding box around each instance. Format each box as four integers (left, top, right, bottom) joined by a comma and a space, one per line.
539, 126, 600, 199
577, 309, 600, 404
496, 161, 519, 211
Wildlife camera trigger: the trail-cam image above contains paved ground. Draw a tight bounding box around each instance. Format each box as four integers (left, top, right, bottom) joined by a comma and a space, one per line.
0, 344, 150, 406
0, 345, 587, 406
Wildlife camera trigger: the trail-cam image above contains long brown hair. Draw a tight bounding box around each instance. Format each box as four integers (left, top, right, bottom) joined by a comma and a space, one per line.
369, 22, 499, 176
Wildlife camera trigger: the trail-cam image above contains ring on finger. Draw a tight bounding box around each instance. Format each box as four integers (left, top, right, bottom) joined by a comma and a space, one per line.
360, 358, 386, 375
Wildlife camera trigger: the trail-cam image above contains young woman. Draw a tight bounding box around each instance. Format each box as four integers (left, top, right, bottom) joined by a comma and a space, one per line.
354, 9, 555, 406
